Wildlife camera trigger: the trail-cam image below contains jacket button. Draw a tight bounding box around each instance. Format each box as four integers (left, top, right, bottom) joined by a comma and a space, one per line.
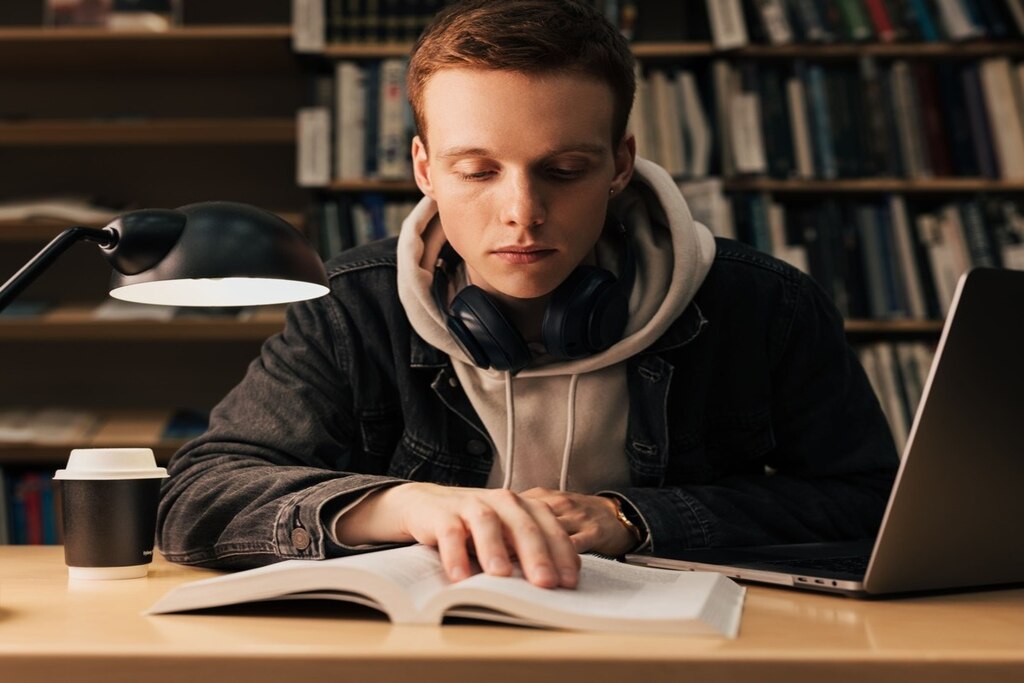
466, 439, 488, 455
449, 376, 459, 388
291, 527, 311, 551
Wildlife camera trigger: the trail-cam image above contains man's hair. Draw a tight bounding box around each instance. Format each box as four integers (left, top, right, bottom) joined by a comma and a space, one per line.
407, 0, 636, 149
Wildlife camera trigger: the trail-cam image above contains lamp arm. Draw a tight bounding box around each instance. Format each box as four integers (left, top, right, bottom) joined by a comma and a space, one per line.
0, 226, 117, 314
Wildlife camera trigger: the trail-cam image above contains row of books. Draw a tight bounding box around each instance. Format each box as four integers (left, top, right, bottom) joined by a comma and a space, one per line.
654, 0, 1024, 47
311, 193, 419, 257
857, 340, 936, 455
0, 468, 61, 545
294, 0, 449, 49
705, 190, 1024, 321
292, 0, 1024, 49
0, 408, 209, 446
297, 58, 414, 185
636, 57, 1024, 182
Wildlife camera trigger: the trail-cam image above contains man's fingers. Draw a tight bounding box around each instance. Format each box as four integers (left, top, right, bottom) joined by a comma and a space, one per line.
521, 498, 580, 588
461, 501, 513, 577
434, 519, 472, 582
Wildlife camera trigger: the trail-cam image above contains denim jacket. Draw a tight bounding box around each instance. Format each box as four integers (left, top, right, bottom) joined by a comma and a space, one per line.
157, 237, 899, 569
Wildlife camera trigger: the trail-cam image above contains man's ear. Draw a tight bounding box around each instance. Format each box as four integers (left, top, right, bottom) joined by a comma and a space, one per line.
610, 133, 636, 195
412, 135, 435, 199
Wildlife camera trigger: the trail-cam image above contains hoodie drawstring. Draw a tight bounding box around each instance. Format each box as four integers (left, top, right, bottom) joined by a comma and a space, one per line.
558, 374, 580, 492
501, 370, 516, 490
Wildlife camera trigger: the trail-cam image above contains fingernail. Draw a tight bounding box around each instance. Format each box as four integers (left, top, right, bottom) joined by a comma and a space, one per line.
534, 566, 557, 586
487, 557, 510, 574
449, 565, 467, 581
559, 569, 577, 586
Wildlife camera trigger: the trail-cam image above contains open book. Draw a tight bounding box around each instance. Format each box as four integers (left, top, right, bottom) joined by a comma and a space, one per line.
147, 545, 745, 637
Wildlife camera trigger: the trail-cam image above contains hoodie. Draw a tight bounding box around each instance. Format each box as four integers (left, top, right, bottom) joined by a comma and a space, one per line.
397, 158, 716, 494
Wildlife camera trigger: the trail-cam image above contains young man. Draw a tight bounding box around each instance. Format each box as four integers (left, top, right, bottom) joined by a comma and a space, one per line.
157, 0, 898, 589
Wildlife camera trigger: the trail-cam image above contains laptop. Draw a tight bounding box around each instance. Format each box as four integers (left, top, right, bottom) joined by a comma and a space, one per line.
626, 267, 1024, 597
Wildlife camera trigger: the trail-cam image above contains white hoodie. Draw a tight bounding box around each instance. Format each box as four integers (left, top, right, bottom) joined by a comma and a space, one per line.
397, 158, 716, 493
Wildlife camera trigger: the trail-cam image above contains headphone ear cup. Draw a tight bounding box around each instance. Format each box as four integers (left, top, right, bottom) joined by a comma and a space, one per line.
449, 286, 531, 373
542, 266, 619, 359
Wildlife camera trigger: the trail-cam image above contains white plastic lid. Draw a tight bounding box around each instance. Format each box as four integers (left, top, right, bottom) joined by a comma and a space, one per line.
53, 448, 169, 481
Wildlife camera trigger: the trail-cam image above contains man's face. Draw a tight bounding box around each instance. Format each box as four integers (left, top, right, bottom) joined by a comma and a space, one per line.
412, 68, 634, 302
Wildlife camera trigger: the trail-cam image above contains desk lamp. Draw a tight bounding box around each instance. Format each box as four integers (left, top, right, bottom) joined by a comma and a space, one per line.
0, 201, 329, 313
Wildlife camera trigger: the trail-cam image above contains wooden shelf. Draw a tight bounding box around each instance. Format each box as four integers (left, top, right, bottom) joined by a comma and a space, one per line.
320, 178, 1024, 194
723, 178, 1024, 193
632, 40, 1024, 59
0, 25, 297, 75
0, 441, 185, 466
0, 212, 305, 243
844, 319, 944, 335
326, 179, 422, 193
0, 308, 286, 342
318, 40, 1024, 60
0, 118, 296, 146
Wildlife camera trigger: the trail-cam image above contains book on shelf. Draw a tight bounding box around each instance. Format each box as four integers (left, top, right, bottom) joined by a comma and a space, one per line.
147, 543, 746, 637
856, 340, 937, 453
292, 0, 327, 53
1, 467, 63, 545
297, 106, 333, 188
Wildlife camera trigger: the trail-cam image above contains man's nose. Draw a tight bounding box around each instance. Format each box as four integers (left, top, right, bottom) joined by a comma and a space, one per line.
499, 173, 546, 229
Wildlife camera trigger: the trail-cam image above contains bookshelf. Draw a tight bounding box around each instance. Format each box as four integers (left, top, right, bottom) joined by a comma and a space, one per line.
0, 12, 307, 526
299, 0, 1024, 465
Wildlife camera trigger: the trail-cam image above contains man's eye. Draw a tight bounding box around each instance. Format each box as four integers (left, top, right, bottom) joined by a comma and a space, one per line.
458, 171, 494, 181
548, 167, 585, 180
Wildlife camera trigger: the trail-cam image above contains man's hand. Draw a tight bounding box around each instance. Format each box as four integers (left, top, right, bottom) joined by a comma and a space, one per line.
334, 483, 580, 589
519, 488, 637, 557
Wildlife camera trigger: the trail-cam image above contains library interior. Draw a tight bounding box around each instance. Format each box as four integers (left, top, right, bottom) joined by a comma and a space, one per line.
1, 1, 1023, 681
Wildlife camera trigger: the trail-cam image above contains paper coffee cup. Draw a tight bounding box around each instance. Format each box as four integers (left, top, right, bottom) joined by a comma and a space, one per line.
54, 448, 168, 580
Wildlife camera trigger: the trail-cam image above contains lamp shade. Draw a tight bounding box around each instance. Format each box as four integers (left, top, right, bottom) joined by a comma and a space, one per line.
106, 201, 329, 307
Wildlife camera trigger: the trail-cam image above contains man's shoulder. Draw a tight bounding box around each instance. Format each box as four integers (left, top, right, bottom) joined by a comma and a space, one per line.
708, 237, 805, 286
323, 238, 399, 281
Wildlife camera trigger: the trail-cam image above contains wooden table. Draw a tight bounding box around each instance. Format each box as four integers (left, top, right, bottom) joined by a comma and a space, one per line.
2, 546, 1023, 682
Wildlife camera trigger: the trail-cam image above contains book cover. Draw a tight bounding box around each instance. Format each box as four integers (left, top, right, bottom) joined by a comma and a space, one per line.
147, 545, 746, 637
785, 73, 816, 178
805, 63, 838, 179
961, 64, 1000, 178
292, 0, 326, 52
677, 71, 712, 178
376, 58, 412, 180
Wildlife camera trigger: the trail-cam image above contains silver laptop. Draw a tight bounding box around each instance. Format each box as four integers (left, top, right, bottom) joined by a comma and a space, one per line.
627, 268, 1024, 597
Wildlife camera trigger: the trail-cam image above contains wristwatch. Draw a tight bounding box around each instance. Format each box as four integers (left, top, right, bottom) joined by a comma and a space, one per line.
606, 495, 646, 551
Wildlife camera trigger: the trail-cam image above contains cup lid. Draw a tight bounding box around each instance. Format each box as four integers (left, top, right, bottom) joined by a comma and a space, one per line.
54, 448, 169, 480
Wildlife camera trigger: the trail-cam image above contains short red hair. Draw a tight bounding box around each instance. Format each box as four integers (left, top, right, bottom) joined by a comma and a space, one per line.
408, 0, 636, 150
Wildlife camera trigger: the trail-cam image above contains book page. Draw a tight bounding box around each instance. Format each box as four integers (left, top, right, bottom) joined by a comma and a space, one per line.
428, 554, 744, 636
147, 545, 451, 623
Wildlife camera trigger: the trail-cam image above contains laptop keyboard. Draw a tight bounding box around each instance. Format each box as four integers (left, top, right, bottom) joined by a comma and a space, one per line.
757, 554, 870, 576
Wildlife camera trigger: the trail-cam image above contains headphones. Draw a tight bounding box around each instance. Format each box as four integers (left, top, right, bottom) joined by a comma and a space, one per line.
432, 215, 636, 375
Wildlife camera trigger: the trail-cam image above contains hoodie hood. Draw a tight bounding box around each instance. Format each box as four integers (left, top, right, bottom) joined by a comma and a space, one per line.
397, 158, 715, 493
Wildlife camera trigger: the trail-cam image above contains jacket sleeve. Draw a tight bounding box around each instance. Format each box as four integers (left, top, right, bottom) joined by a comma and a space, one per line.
156, 293, 406, 569
614, 274, 900, 554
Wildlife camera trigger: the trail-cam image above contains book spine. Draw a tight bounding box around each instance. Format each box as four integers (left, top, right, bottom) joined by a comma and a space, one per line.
336, 61, 368, 181
755, 0, 795, 44
678, 71, 712, 178
786, 74, 816, 178
297, 107, 332, 187
292, 0, 326, 53
961, 64, 1000, 178
979, 58, 1024, 179
1006, 0, 1024, 34
706, 0, 750, 49
806, 64, 837, 179
913, 62, 953, 177
791, 0, 831, 41
864, 0, 898, 40
934, 0, 983, 39
836, 0, 875, 39
888, 195, 929, 319
906, 0, 941, 40
959, 200, 998, 267
363, 60, 381, 179
376, 58, 411, 179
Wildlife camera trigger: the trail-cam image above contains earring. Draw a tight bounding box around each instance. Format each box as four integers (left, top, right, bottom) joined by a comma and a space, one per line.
609, 188, 615, 196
